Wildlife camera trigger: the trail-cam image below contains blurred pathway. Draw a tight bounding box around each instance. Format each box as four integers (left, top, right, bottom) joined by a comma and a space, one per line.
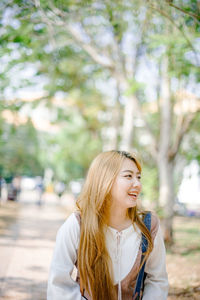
0, 192, 76, 300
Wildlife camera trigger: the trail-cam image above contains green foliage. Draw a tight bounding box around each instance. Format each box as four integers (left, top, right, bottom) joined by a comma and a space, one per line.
179, 113, 200, 163
141, 162, 159, 206
39, 110, 102, 182
0, 120, 43, 178
125, 79, 145, 97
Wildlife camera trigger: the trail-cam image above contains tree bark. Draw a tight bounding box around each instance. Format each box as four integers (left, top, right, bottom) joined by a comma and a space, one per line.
157, 157, 174, 245
119, 95, 137, 151
103, 82, 122, 150
157, 55, 174, 244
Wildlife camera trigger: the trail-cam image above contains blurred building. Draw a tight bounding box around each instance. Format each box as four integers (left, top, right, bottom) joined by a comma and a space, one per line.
178, 160, 200, 215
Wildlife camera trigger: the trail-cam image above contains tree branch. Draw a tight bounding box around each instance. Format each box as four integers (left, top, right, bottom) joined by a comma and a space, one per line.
148, 3, 200, 66
66, 24, 114, 69
147, 0, 200, 23
131, 96, 158, 160
103, 2, 129, 80
34, 0, 114, 69
168, 3, 200, 24
169, 113, 196, 160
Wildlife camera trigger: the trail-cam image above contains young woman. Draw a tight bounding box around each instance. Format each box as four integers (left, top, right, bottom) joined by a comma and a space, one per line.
47, 150, 168, 300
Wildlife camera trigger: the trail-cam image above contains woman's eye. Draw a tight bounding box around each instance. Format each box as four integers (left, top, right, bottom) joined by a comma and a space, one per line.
125, 175, 132, 178
137, 176, 141, 180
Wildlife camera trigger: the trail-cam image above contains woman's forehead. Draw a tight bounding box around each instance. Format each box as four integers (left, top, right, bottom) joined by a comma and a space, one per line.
120, 158, 139, 172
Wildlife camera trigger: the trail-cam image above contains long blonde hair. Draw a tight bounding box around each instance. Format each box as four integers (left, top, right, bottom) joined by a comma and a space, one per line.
76, 150, 153, 300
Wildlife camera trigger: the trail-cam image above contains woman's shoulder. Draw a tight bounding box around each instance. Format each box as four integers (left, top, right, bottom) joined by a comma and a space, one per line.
54, 211, 81, 252
148, 211, 160, 241
73, 210, 81, 225
57, 211, 81, 237
140, 210, 160, 240
151, 212, 160, 234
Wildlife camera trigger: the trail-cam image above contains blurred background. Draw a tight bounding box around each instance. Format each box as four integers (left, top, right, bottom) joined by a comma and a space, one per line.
0, 0, 200, 299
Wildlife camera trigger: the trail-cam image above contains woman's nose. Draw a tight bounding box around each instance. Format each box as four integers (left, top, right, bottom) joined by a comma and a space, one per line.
132, 177, 140, 187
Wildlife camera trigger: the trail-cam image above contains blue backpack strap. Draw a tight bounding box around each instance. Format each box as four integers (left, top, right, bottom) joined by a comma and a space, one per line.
133, 212, 151, 300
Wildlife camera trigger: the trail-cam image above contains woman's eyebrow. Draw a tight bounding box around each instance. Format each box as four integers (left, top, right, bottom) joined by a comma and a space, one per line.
122, 170, 134, 173
122, 170, 141, 174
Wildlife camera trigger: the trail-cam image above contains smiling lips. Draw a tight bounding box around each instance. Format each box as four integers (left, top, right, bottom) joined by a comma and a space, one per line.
128, 191, 138, 198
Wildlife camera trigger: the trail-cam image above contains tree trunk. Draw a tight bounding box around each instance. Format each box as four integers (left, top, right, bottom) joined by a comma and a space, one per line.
103, 102, 121, 151
158, 55, 174, 245
102, 81, 122, 151
119, 96, 136, 151
158, 157, 174, 245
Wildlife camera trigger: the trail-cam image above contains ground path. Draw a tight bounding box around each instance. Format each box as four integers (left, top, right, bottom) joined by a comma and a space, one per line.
0, 191, 75, 300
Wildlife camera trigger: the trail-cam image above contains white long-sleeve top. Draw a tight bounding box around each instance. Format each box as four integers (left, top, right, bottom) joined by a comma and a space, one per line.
47, 212, 168, 300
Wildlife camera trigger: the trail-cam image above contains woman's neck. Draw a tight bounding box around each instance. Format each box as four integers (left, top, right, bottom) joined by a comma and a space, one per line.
108, 208, 132, 231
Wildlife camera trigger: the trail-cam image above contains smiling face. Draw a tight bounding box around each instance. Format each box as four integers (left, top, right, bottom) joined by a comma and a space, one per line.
110, 158, 142, 213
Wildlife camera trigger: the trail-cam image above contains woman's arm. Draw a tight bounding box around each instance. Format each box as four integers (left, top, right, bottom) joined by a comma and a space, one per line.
47, 213, 84, 300
142, 219, 169, 300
